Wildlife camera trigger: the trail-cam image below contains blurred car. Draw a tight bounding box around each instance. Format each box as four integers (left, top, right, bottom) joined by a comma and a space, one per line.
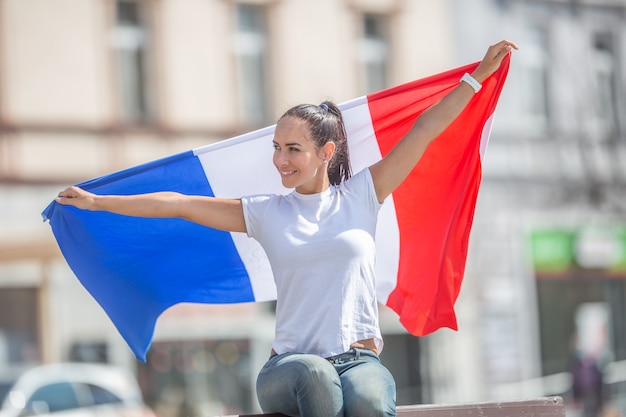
0, 363, 156, 417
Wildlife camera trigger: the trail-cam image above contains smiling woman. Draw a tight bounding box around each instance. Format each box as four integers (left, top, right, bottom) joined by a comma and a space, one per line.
54, 40, 518, 417
271, 102, 346, 194
274, 101, 352, 190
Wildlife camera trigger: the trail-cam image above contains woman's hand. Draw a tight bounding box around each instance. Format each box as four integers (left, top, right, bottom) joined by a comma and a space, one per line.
56, 186, 99, 210
471, 40, 519, 83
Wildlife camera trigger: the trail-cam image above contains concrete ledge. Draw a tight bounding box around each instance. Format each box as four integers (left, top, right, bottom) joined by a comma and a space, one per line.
218, 396, 566, 417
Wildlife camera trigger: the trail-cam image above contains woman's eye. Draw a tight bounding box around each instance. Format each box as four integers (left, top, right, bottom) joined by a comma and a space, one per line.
289, 147, 299, 152
273, 144, 280, 150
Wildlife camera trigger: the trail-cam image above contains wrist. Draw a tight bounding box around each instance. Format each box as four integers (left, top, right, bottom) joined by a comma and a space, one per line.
460, 73, 482, 93
469, 68, 489, 84
90, 195, 104, 211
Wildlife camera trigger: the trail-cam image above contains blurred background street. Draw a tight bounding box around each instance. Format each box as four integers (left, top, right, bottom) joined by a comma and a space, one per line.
0, 0, 625, 416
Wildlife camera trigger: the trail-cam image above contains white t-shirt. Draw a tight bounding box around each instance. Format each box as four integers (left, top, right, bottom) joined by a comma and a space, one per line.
241, 168, 383, 358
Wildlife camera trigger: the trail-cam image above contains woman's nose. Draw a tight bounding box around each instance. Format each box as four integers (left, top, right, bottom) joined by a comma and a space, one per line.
274, 150, 287, 166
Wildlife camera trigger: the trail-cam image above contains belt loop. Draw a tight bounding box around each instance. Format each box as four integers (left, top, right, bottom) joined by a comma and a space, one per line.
355, 348, 360, 361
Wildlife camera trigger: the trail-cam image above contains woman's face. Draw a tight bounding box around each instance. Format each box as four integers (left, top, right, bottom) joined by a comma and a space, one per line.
272, 116, 333, 194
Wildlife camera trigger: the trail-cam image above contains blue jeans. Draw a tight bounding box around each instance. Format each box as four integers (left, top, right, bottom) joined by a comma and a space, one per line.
256, 348, 396, 417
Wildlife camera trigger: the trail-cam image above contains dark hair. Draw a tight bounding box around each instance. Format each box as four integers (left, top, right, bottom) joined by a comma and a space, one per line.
278, 101, 352, 185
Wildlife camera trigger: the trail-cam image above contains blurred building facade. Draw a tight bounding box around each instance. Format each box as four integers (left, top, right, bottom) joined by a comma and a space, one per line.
0, 0, 625, 416
447, 1, 626, 416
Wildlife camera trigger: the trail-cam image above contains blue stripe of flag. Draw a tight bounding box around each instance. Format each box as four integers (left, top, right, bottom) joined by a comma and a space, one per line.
42, 150, 255, 361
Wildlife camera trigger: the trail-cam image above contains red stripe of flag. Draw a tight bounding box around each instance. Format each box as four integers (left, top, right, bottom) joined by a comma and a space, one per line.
367, 55, 511, 335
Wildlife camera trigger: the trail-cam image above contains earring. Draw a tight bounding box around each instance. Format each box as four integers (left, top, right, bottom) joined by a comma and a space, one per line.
323, 159, 328, 163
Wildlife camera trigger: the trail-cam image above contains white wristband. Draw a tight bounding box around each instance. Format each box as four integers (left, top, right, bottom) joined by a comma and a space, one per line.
460, 73, 482, 93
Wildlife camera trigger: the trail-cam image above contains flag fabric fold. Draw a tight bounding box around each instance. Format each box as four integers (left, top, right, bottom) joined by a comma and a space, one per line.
42, 56, 510, 361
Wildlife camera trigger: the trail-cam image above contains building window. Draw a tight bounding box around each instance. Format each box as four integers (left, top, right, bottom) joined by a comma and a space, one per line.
111, 0, 153, 124
359, 14, 390, 94
234, 3, 270, 127
521, 26, 550, 133
591, 33, 617, 140
359, 14, 389, 94
0, 288, 40, 364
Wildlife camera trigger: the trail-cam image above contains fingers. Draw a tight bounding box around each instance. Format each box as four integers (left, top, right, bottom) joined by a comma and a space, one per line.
489, 39, 519, 61
55, 186, 84, 205
493, 39, 519, 51
56, 186, 74, 199
472, 39, 518, 82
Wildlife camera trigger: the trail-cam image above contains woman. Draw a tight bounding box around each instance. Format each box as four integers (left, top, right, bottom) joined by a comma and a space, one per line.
57, 40, 517, 417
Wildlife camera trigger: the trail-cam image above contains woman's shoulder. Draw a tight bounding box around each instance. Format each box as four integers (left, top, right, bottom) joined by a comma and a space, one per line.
240, 193, 289, 236
241, 192, 295, 211
339, 168, 380, 208
242, 192, 283, 205
340, 167, 374, 192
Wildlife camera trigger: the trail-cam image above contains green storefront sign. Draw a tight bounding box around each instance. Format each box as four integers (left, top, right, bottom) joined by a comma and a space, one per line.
530, 226, 626, 273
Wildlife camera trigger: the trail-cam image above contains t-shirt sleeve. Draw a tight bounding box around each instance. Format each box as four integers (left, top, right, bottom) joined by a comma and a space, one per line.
240, 194, 273, 239
343, 168, 383, 217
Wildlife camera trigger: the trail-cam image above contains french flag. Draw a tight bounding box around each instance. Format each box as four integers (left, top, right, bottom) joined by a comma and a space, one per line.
42, 56, 510, 362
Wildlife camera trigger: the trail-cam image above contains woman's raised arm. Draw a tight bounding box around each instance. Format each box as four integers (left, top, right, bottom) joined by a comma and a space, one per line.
55, 186, 247, 233
369, 40, 518, 203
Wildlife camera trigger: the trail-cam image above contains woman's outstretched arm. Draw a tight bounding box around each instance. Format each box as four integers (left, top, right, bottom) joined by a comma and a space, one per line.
55, 186, 247, 233
369, 39, 518, 203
